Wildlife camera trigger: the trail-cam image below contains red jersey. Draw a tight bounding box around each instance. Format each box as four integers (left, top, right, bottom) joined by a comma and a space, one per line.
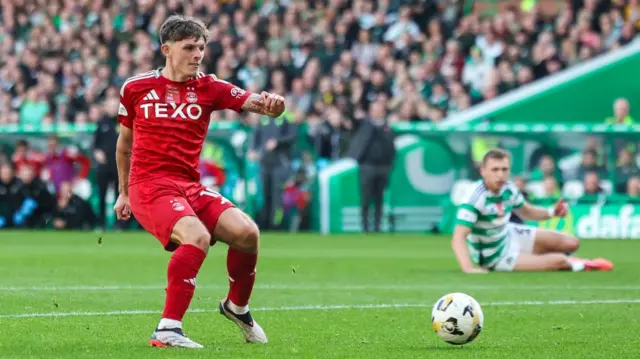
118, 69, 251, 186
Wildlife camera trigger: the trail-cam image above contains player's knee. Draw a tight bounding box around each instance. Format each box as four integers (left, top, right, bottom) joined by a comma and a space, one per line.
232, 220, 260, 253
191, 231, 212, 251
174, 217, 211, 251
565, 237, 580, 253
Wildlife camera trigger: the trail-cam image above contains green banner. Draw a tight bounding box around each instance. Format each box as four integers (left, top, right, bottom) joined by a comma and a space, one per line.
536, 204, 640, 239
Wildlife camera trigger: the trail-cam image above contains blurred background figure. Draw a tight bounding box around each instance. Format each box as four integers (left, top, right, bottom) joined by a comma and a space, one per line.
15, 164, 55, 228
92, 106, 119, 229
51, 181, 97, 230
249, 115, 297, 230
346, 101, 396, 233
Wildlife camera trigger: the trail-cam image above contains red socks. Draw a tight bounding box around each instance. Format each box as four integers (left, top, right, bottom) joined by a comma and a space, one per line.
162, 244, 207, 321
160, 244, 256, 320
227, 247, 258, 306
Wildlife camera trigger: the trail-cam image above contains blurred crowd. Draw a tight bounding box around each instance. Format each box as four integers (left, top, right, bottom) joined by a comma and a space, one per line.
0, 136, 98, 230
510, 97, 640, 204
2, 0, 639, 128
1, 0, 640, 230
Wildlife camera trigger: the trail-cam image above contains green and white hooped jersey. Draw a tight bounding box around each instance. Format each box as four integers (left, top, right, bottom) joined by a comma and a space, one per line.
455, 181, 525, 268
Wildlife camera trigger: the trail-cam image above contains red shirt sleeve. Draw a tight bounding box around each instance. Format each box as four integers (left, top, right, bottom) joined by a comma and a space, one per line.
208, 75, 252, 112
118, 82, 136, 128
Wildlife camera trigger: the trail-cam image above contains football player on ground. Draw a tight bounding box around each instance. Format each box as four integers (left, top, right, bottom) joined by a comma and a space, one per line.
114, 15, 285, 348
451, 149, 614, 273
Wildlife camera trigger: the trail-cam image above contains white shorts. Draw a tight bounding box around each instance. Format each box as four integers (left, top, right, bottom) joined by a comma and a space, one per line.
492, 223, 538, 272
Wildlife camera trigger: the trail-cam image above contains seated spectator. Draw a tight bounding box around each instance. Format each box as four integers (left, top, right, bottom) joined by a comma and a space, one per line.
580, 172, 606, 202
627, 176, 640, 198
313, 106, 346, 161
0, 163, 22, 229
11, 139, 44, 177
577, 150, 607, 180
282, 169, 312, 232
543, 176, 562, 198
15, 164, 55, 228
605, 97, 634, 124
51, 181, 97, 230
615, 149, 640, 193
42, 135, 90, 193
529, 155, 564, 186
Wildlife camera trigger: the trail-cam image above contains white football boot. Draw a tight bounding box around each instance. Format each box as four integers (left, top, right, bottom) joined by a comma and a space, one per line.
219, 298, 268, 343
149, 327, 204, 348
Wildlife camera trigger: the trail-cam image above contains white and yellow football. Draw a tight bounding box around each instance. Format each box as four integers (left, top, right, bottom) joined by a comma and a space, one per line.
431, 292, 484, 345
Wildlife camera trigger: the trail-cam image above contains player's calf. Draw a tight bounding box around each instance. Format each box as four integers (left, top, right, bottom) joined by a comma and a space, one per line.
533, 229, 580, 255
153, 216, 210, 347
512, 253, 576, 271
212, 208, 266, 342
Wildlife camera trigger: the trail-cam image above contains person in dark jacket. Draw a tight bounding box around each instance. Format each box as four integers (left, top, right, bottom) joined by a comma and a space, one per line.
93, 114, 119, 228
0, 163, 23, 228
51, 181, 97, 230
249, 114, 297, 230
14, 163, 55, 228
345, 101, 396, 232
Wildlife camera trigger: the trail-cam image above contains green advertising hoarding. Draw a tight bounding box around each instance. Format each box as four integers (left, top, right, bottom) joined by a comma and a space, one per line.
537, 204, 640, 239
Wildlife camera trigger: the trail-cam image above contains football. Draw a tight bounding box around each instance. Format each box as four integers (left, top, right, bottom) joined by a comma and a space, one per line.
431, 292, 484, 345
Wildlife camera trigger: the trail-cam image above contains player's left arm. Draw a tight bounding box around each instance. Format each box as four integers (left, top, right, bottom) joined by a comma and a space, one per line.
513, 198, 568, 221
208, 75, 285, 118
240, 92, 286, 118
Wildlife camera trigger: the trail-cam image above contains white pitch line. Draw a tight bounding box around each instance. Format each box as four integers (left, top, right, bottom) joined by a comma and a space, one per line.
2, 299, 640, 319
1, 284, 640, 292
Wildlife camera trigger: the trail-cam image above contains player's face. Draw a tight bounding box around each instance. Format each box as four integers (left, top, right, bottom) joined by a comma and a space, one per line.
481, 158, 510, 192
165, 37, 206, 77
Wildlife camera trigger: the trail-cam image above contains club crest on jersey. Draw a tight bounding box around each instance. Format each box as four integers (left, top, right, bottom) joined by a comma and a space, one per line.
186, 92, 198, 103
231, 86, 246, 99
170, 199, 185, 212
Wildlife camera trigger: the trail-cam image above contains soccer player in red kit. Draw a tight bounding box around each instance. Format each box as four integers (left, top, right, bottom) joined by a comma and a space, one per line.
113, 15, 285, 348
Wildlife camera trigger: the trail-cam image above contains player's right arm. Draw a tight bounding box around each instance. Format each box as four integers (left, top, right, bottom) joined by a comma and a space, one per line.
116, 126, 133, 196
114, 83, 135, 220
452, 203, 488, 274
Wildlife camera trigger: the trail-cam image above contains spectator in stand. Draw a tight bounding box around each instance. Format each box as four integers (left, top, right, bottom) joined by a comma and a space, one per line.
583, 171, 604, 196
15, 163, 55, 229
11, 139, 44, 176
543, 176, 562, 198
627, 176, 640, 199
0, 163, 21, 228
51, 181, 97, 230
530, 155, 564, 186
313, 106, 346, 163
42, 135, 90, 193
1, 0, 637, 126
606, 97, 634, 124
615, 148, 640, 192
577, 149, 607, 180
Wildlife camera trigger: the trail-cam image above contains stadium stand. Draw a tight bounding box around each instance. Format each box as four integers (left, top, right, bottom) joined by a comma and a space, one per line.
0, 0, 639, 231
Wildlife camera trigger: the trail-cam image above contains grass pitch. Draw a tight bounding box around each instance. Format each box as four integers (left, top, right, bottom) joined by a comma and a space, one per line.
0, 231, 639, 358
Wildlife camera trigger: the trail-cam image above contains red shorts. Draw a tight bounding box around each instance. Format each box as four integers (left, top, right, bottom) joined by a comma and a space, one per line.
129, 177, 235, 251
